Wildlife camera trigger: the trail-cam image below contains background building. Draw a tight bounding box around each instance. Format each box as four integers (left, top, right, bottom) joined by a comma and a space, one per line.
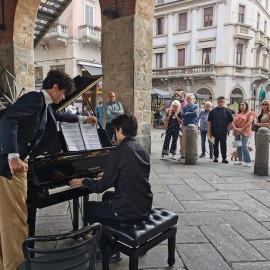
34, 0, 102, 109
152, 0, 270, 109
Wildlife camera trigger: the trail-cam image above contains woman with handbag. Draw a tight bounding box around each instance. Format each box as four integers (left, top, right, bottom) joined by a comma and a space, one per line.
232, 101, 254, 167
161, 100, 182, 160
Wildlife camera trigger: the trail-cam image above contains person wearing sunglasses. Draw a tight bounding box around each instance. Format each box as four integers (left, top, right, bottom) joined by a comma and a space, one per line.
255, 100, 270, 130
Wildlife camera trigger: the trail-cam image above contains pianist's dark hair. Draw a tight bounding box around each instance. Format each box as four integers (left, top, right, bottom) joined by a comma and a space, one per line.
111, 113, 137, 137
42, 70, 74, 95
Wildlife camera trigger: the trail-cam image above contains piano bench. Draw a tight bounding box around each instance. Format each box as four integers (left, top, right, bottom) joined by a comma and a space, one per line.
100, 207, 178, 270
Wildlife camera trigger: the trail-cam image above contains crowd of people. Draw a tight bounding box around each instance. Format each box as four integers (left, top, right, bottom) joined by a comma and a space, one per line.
159, 90, 270, 167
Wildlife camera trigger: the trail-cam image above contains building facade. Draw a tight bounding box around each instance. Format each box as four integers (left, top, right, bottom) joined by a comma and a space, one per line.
34, 0, 102, 106
153, 0, 270, 108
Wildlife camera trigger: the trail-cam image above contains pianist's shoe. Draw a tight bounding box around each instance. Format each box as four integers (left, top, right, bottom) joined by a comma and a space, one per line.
96, 250, 122, 263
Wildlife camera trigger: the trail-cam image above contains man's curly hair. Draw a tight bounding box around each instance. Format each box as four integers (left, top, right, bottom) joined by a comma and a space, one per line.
42, 70, 74, 95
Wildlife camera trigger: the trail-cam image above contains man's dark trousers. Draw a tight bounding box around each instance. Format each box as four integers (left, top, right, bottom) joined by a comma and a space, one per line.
213, 133, 227, 160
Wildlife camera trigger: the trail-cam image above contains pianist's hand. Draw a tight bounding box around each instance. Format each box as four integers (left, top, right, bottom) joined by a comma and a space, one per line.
85, 116, 98, 125
9, 158, 27, 174
69, 178, 84, 187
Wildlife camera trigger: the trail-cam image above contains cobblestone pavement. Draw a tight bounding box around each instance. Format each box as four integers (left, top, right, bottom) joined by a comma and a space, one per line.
35, 128, 270, 270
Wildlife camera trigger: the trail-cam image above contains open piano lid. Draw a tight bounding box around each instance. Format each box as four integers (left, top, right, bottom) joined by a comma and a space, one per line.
55, 75, 103, 111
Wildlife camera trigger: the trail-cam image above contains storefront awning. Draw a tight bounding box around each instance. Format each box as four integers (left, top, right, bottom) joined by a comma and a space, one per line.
81, 65, 102, 76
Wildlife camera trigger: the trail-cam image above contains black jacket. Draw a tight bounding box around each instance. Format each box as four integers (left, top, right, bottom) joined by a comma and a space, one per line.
82, 136, 153, 220
0, 91, 79, 179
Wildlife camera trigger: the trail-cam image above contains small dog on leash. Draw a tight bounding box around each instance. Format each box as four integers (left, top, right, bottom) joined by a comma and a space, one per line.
231, 146, 253, 161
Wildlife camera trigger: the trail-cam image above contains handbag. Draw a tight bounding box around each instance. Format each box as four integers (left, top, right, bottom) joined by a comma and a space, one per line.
251, 123, 258, 132
162, 121, 168, 130
232, 140, 242, 148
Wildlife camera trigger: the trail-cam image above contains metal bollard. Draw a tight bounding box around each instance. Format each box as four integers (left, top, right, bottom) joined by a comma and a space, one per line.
185, 124, 198, 165
254, 127, 270, 176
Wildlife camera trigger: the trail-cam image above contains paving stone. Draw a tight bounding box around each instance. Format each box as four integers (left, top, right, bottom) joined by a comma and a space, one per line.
232, 261, 270, 270
225, 176, 266, 183
150, 184, 170, 193
261, 222, 270, 230
177, 243, 231, 270
245, 189, 270, 208
254, 182, 270, 193
219, 211, 270, 240
176, 226, 209, 244
199, 190, 251, 200
212, 183, 262, 191
150, 177, 185, 185
177, 212, 227, 226
249, 240, 270, 260
37, 201, 70, 216
181, 175, 216, 192
200, 224, 265, 262
153, 192, 185, 212
234, 197, 270, 222
168, 184, 203, 201
181, 200, 239, 212
195, 172, 228, 184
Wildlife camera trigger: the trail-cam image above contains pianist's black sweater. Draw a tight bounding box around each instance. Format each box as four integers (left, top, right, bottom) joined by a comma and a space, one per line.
82, 136, 153, 220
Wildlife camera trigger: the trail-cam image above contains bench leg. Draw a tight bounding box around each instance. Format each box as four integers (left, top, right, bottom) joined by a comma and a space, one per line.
129, 254, 139, 270
167, 233, 176, 266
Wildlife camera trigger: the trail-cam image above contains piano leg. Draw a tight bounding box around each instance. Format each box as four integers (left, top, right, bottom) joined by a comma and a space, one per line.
27, 188, 37, 237
83, 194, 89, 227
73, 198, 79, 230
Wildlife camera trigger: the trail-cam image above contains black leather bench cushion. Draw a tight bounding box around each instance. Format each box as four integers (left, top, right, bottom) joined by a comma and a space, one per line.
101, 207, 178, 248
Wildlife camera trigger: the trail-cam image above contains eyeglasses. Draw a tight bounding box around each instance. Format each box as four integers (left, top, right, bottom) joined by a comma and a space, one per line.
262, 104, 269, 106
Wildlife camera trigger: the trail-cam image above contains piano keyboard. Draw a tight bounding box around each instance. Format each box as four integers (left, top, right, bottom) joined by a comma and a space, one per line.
48, 184, 84, 195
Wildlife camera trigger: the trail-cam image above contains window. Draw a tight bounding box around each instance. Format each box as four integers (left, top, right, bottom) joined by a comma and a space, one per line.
178, 49, 185, 66
257, 13, 260, 30
156, 17, 164, 35
236, 44, 243, 65
202, 48, 211, 65
85, 4, 94, 26
156, 53, 163, 68
238, 5, 245, 23
34, 67, 43, 87
179, 12, 187, 31
204, 7, 213, 27
50, 65, 65, 72
264, 20, 267, 34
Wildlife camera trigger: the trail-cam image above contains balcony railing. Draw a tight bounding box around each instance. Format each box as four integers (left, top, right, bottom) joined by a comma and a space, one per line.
79, 25, 101, 45
251, 67, 269, 79
153, 65, 215, 77
45, 23, 68, 39
255, 31, 266, 46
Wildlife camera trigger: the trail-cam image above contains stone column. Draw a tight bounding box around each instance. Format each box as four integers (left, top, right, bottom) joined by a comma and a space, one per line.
100, 1, 154, 153
215, 1, 225, 64
190, 7, 198, 65
0, 0, 39, 94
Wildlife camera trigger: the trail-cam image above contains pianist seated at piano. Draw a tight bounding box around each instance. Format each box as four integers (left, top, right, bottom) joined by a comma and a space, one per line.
69, 113, 153, 263
0, 70, 97, 270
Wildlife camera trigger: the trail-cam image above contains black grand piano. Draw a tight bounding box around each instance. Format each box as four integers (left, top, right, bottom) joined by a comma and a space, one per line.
27, 75, 113, 236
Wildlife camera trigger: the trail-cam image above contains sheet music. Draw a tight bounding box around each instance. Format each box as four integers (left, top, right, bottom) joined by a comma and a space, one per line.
60, 122, 102, 151
60, 123, 86, 151
80, 124, 102, 150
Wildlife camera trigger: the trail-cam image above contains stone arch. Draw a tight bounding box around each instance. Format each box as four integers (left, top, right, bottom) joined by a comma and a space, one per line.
230, 87, 245, 106
196, 87, 213, 108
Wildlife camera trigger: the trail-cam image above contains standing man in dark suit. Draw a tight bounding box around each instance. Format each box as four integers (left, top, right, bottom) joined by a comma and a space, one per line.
0, 70, 97, 270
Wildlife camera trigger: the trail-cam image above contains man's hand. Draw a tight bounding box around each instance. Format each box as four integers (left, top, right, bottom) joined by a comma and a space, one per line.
9, 158, 27, 174
85, 116, 98, 124
69, 178, 84, 187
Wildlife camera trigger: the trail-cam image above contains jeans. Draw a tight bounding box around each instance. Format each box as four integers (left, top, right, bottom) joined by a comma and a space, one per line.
235, 135, 251, 163
200, 130, 214, 156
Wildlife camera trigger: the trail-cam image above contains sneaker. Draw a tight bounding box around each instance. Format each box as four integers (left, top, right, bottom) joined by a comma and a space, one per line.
96, 251, 122, 263
210, 155, 213, 159
242, 161, 252, 167
172, 155, 177, 160
199, 154, 206, 158
161, 154, 165, 159
213, 158, 218, 162
234, 161, 242, 165
178, 155, 185, 161
222, 159, 229, 164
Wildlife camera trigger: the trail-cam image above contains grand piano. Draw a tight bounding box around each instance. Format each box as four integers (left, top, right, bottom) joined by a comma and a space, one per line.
27, 75, 113, 236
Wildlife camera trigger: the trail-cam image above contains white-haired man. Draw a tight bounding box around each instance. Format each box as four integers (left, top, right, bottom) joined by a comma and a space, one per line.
198, 101, 214, 159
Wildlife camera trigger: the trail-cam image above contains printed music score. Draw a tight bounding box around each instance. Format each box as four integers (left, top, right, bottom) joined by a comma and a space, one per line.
60, 123, 102, 151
